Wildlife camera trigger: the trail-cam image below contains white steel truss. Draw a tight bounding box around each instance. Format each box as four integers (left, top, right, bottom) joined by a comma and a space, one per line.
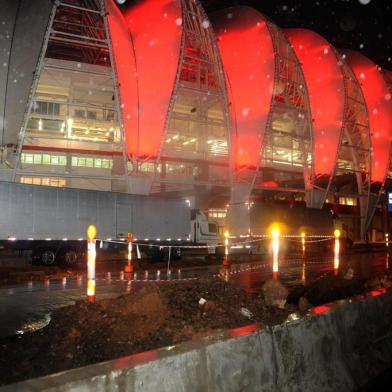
13, 0, 129, 193
150, 0, 232, 197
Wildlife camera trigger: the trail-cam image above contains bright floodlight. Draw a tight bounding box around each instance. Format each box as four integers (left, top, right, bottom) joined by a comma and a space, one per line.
271, 226, 280, 239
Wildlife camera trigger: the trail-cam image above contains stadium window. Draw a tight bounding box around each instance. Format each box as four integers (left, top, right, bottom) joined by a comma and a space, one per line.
33, 154, 42, 164
208, 208, 227, 219
339, 197, 357, 206
95, 158, 102, 168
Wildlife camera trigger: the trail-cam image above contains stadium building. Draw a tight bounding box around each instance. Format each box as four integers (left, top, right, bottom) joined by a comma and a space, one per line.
0, 0, 391, 241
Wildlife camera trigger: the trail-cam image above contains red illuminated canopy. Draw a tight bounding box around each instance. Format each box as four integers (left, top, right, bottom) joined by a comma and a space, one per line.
211, 7, 275, 169
107, 0, 182, 159
286, 29, 344, 179
106, 0, 138, 157
346, 51, 392, 183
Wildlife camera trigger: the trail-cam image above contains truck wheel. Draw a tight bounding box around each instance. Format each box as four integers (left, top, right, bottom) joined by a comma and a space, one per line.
40, 249, 56, 266
62, 249, 79, 266
215, 245, 224, 261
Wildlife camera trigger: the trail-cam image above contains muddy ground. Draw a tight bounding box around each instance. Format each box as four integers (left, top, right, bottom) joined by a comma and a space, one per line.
0, 273, 391, 386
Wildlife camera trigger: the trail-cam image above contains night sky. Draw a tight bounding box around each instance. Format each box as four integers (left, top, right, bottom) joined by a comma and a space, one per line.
201, 0, 391, 70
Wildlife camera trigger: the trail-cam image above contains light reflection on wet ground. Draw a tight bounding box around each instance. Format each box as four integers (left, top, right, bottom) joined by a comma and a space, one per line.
0, 252, 389, 337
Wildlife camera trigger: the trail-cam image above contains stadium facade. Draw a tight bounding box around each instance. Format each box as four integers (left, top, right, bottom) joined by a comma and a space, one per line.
0, 0, 391, 241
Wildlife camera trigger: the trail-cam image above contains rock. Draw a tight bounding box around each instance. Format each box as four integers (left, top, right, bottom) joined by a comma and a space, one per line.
343, 267, 354, 280
365, 277, 382, 290
381, 276, 392, 289
262, 279, 288, 309
298, 296, 312, 311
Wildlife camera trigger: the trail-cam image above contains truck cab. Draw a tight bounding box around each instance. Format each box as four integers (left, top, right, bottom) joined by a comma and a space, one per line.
190, 209, 220, 245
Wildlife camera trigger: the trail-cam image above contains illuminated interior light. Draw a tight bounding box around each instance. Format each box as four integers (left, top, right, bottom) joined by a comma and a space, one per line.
67, 118, 73, 139
38, 119, 43, 131
166, 138, 171, 143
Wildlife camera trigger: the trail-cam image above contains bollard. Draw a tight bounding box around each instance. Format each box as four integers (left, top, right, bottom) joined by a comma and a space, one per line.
124, 232, 134, 274
86, 224, 97, 303
333, 229, 340, 276
271, 227, 280, 280
301, 232, 306, 255
222, 231, 230, 268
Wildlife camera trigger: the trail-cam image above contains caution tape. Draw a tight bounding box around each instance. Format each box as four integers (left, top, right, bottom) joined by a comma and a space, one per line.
97, 235, 334, 249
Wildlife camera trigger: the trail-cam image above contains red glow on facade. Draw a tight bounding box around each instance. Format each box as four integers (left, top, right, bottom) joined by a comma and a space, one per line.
110, 0, 182, 158
286, 29, 344, 178
311, 305, 331, 314
369, 288, 386, 297
106, 0, 138, 158
346, 52, 392, 183
211, 7, 275, 169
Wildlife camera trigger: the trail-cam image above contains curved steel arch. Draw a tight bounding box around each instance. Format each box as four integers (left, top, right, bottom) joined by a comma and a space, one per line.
345, 51, 392, 235
212, 6, 314, 235
153, 0, 232, 196
285, 29, 345, 208
256, 19, 314, 198
334, 51, 371, 240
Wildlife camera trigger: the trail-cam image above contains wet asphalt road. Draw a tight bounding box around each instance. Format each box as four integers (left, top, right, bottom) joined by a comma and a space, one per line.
0, 251, 390, 337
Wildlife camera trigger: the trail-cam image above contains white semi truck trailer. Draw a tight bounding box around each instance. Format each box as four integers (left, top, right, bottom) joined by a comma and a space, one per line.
0, 182, 222, 265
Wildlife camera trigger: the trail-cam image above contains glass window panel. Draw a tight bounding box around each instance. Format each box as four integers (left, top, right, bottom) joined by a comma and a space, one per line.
33, 154, 42, 164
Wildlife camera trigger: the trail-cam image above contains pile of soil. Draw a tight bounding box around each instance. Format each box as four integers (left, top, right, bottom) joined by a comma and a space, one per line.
0, 278, 289, 386
288, 269, 392, 307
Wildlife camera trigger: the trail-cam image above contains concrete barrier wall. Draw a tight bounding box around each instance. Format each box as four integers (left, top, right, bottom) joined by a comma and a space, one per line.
2, 290, 392, 392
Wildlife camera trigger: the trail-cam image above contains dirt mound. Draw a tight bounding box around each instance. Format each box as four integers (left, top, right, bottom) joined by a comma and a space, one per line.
0, 278, 289, 386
